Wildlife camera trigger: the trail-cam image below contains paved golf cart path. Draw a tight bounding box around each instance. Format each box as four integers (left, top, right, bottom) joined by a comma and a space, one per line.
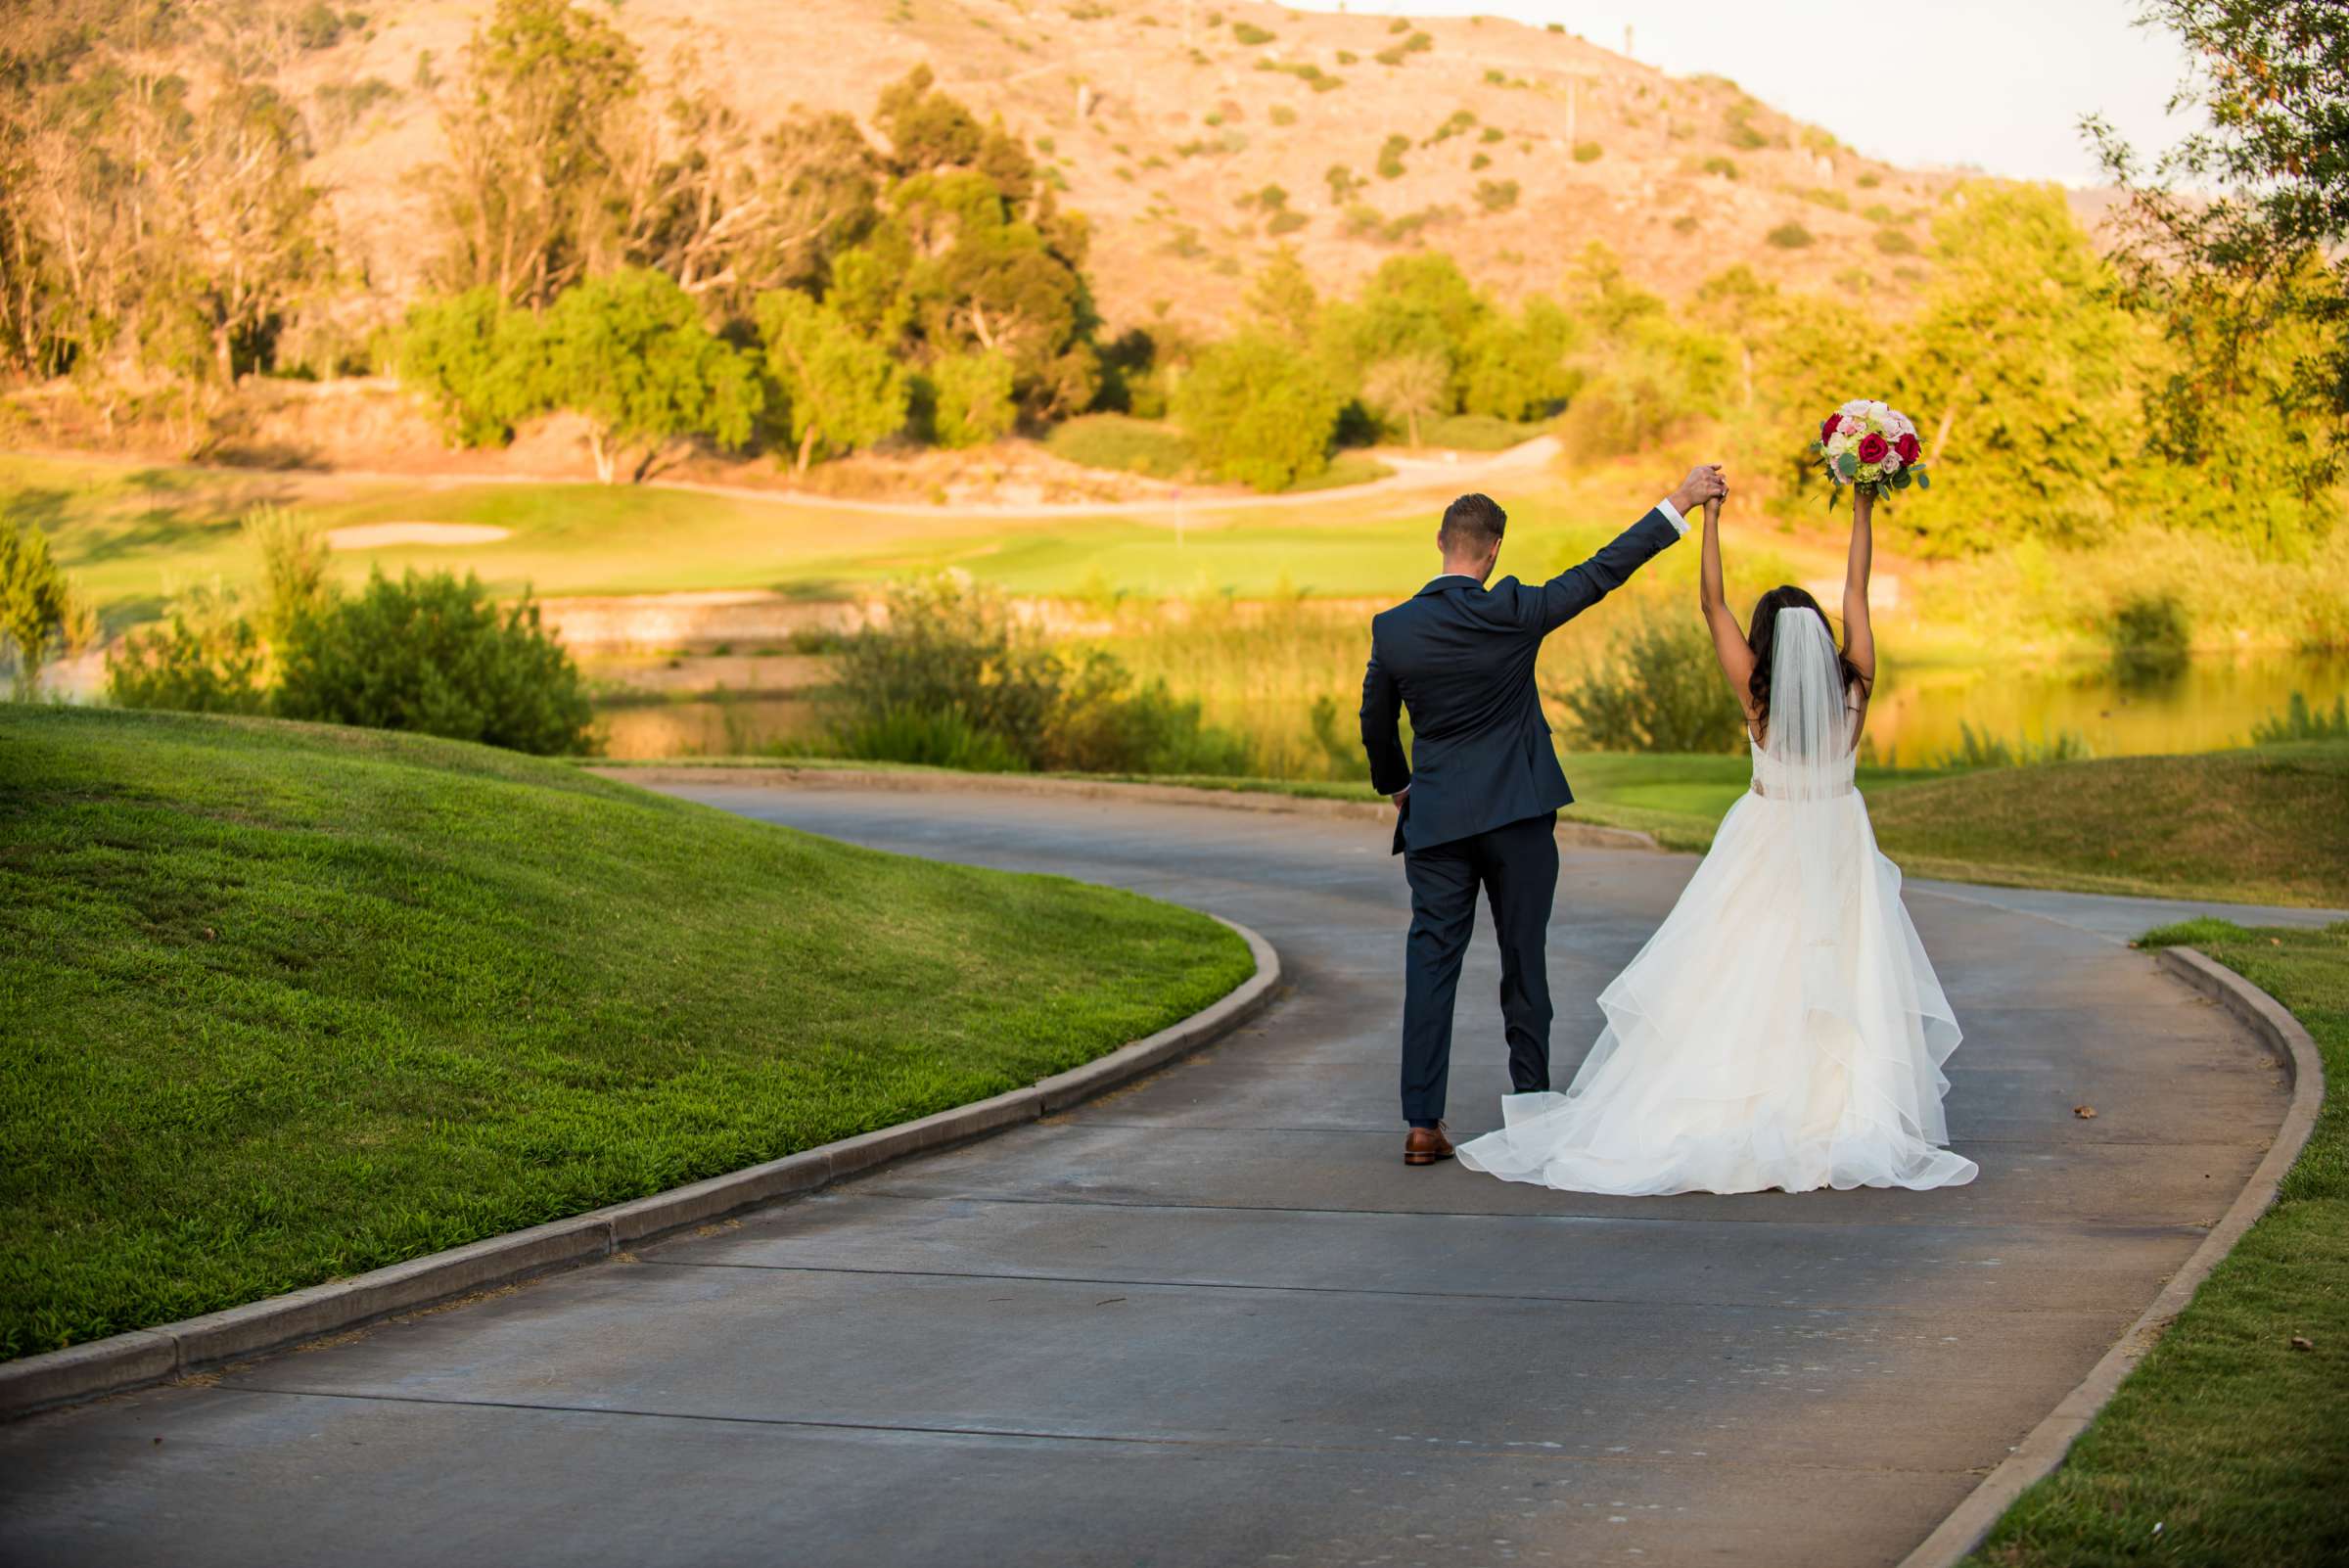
3, 787, 2332, 1568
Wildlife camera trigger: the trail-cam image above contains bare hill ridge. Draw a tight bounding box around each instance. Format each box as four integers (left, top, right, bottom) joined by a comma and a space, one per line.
294, 0, 1962, 330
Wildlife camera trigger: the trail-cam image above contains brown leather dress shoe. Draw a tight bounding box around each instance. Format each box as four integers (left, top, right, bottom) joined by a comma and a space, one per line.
1404, 1123, 1454, 1166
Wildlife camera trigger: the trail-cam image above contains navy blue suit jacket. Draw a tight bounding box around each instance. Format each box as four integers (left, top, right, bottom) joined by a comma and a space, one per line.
1359, 507, 1684, 854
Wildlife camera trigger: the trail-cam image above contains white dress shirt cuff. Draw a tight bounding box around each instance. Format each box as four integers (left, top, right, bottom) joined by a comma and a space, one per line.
1655, 496, 1689, 535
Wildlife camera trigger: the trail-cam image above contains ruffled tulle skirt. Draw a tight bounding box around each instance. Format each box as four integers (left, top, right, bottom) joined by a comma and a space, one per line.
1454, 789, 1977, 1196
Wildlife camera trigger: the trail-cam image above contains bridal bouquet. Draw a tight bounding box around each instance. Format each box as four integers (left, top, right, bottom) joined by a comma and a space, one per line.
1810, 399, 1928, 505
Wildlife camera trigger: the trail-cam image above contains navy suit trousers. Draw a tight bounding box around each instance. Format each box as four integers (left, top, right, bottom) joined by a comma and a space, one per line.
1399, 810, 1558, 1125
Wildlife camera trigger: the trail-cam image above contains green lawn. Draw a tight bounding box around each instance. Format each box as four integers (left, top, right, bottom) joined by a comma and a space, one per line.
0, 707, 1253, 1361
1963, 919, 2349, 1568
4, 451, 1841, 624
1867, 742, 2349, 906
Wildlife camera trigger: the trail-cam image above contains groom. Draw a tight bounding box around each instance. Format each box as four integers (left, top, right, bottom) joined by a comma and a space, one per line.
1359, 467, 1727, 1166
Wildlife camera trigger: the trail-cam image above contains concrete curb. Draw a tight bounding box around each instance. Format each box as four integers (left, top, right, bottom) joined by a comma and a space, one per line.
0, 919, 1280, 1422
589, 763, 1664, 853
1897, 945, 2326, 1568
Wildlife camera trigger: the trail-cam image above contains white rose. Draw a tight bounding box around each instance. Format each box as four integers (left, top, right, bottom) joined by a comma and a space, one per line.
1838, 397, 1871, 417
1827, 432, 1852, 456
1865, 399, 1891, 421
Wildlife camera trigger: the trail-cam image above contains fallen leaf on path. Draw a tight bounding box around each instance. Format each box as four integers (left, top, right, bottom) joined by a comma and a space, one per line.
2072, 1104, 2097, 1119
2291, 1336, 2315, 1352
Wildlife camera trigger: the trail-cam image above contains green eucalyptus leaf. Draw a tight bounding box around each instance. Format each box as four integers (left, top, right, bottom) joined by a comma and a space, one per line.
1835, 452, 1858, 480
1916, 469, 1931, 489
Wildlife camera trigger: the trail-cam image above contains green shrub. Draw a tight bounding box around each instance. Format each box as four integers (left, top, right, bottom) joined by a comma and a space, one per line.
927, 350, 1018, 448
1049, 651, 1253, 774
274, 570, 594, 755
1232, 22, 1274, 44
832, 576, 1250, 774
0, 516, 81, 700
1929, 723, 2093, 768
2110, 592, 2190, 683
1572, 140, 1603, 162
2251, 692, 2349, 744
832, 705, 1027, 771
104, 585, 265, 715
1766, 222, 1815, 249
1873, 227, 1919, 255
1700, 156, 1738, 179
1377, 133, 1409, 178
1172, 331, 1346, 491
1556, 612, 1746, 754
1480, 125, 1504, 144
1469, 152, 1492, 171
1045, 413, 1195, 479
1803, 187, 1849, 211
1269, 105, 1297, 126
1266, 209, 1309, 235
1857, 170, 1882, 188
1724, 102, 1769, 150
1474, 178, 1519, 211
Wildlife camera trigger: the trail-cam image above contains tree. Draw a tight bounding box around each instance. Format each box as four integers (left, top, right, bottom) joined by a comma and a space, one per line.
155, 81, 331, 384
1316, 252, 1489, 402
2087, 0, 2349, 503
927, 350, 1016, 448
1897, 182, 2142, 553
1457, 297, 1579, 421
1173, 331, 1347, 491
1244, 244, 1319, 346
0, 516, 82, 700
757, 288, 907, 472
821, 69, 1102, 420
397, 288, 547, 447
1363, 351, 1448, 447
431, 0, 643, 308
537, 269, 761, 483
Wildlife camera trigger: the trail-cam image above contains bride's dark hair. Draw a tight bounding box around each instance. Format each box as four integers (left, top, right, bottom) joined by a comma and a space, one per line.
1747, 585, 1866, 730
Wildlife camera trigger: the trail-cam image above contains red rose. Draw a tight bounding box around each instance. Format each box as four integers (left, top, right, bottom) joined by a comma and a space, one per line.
1857, 432, 1889, 464
1820, 416, 1839, 445
1894, 432, 1921, 464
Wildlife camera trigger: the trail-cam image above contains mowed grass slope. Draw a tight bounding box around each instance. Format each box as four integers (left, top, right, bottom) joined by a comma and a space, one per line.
9, 451, 1843, 623
0, 708, 1253, 1360
1966, 919, 2349, 1568
1866, 742, 2349, 906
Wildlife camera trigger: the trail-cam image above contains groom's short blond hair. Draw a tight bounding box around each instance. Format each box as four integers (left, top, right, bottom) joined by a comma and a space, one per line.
1440, 492, 1507, 553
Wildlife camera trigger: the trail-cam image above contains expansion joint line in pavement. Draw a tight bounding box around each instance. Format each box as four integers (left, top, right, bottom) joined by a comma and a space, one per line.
202, 1384, 1971, 1476
634, 1259, 2144, 1324
835, 1187, 2214, 1231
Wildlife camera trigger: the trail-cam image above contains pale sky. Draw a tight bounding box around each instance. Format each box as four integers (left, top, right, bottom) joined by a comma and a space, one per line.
1284, 0, 2202, 187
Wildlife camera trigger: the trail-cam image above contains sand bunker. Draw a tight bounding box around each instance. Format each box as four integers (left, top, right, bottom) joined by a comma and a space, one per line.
324, 522, 512, 549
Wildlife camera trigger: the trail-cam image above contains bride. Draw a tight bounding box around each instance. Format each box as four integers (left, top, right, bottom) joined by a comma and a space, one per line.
1455, 485, 1977, 1195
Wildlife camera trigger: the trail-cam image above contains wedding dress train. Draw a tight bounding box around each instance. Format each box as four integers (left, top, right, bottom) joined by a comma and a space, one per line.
1454, 611, 1977, 1196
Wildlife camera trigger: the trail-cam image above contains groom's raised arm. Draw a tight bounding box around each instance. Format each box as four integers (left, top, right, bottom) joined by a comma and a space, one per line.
1532, 465, 1723, 633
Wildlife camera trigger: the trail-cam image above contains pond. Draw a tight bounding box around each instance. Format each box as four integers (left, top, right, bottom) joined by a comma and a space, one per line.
588, 650, 2348, 764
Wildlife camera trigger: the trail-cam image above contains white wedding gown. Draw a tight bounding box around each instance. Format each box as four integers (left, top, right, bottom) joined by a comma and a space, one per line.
1455, 611, 1977, 1196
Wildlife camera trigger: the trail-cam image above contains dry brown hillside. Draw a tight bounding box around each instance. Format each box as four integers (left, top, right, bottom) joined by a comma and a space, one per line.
287, 0, 1961, 332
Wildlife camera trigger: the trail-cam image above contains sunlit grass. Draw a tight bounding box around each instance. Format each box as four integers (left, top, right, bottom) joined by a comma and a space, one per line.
0, 706, 1251, 1360
1964, 919, 2349, 1568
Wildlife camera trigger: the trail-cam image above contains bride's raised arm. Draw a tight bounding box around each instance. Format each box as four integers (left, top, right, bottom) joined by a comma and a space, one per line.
1843, 490, 1877, 700
1698, 493, 1758, 726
